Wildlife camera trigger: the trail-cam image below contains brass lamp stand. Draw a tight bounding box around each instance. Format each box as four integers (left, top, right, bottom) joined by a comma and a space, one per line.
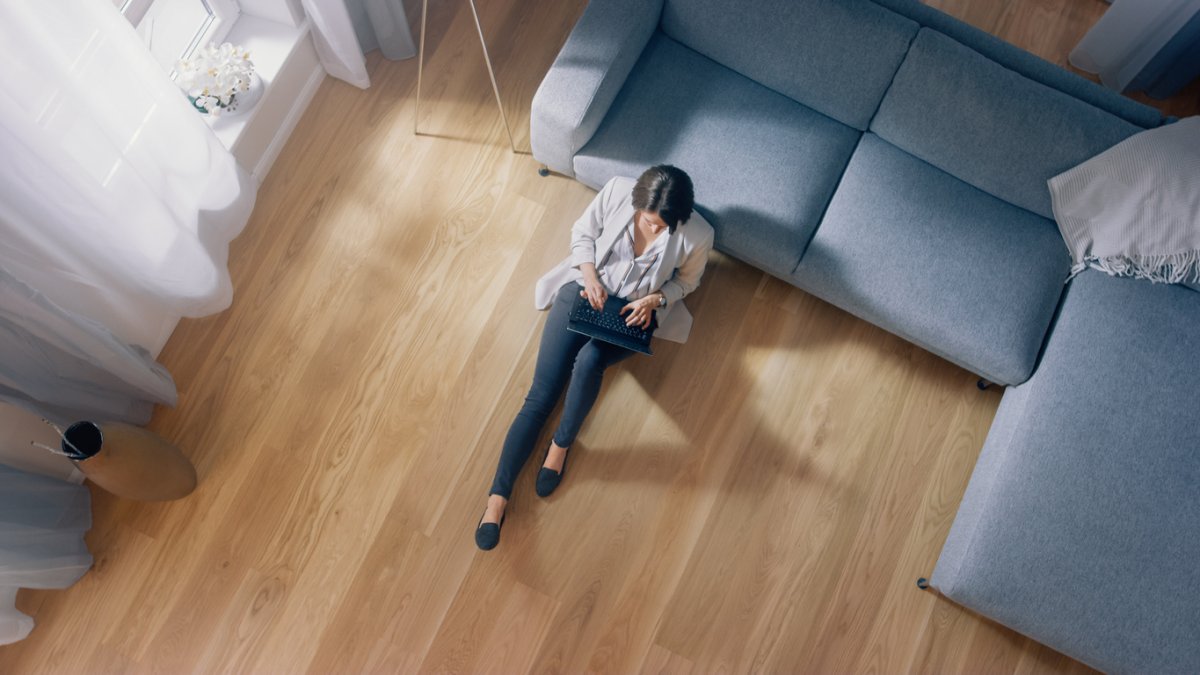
414, 0, 519, 153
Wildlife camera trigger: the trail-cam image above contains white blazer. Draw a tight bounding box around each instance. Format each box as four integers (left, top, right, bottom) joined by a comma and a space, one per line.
535, 176, 715, 343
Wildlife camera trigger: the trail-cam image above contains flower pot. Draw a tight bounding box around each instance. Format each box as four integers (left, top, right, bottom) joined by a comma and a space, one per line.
61, 421, 197, 501
190, 93, 235, 114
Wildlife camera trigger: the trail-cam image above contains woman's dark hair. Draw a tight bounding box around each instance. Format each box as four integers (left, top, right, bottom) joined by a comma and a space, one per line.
631, 165, 694, 233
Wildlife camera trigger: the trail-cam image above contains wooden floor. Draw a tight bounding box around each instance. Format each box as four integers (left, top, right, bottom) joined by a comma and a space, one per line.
5, 1, 1196, 672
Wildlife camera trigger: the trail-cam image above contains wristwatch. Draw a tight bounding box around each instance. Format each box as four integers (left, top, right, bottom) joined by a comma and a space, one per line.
657, 292, 668, 308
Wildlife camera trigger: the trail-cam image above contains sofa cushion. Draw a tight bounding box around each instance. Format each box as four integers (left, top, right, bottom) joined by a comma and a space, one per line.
573, 33, 861, 277
660, 0, 917, 130
872, 28, 1141, 219
791, 134, 1069, 385
931, 271, 1200, 674
869, 0, 1165, 128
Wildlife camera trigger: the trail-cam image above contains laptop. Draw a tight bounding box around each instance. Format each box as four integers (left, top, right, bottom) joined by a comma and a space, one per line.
567, 292, 656, 355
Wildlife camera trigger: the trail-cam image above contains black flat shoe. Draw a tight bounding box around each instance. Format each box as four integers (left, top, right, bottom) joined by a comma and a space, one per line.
536, 445, 570, 498
475, 510, 505, 551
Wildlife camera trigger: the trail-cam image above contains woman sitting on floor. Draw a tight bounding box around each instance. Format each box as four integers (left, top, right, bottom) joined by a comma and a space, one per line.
476, 164, 714, 550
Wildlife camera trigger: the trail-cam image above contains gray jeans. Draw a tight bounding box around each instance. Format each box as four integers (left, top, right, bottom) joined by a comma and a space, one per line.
489, 283, 636, 498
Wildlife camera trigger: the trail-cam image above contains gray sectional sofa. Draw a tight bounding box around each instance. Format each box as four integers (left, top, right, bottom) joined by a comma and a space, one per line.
932, 270, 1200, 673
530, 0, 1200, 671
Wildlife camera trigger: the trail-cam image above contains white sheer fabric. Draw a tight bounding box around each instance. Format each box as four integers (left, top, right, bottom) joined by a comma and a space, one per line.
356, 0, 418, 61
0, 462, 92, 646
0, 1, 255, 336
0, 1, 254, 424
0, 267, 177, 425
1070, 0, 1200, 91
301, 0, 372, 89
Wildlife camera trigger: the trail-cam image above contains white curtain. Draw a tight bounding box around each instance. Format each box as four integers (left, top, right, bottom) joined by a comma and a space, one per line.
354, 0, 419, 61
0, 0, 255, 425
0, 1, 255, 643
1070, 0, 1200, 91
0, 462, 93, 646
302, 0, 373, 89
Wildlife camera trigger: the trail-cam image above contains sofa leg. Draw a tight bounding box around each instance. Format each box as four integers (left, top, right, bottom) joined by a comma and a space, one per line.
976, 378, 993, 391
537, 165, 550, 177
917, 577, 930, 590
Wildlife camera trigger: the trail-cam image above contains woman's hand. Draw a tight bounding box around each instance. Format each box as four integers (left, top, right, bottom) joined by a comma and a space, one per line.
620, 294, 659, 329
578, 263, 607, 310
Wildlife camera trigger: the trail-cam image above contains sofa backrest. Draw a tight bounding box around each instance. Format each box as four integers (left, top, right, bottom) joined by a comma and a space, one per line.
660, 0, 917, 131
871, 29, 1143, 220
869, 0, 1165, 129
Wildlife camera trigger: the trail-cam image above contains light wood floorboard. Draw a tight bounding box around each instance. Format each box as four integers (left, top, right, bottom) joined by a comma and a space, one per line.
3, 0, 1194, 672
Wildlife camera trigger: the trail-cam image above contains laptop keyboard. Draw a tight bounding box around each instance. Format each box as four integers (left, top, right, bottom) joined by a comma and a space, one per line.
574, 301, 651, 339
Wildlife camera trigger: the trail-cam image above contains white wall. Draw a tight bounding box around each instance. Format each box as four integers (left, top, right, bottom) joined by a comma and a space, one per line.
238, 0, 305, 27
236, 26, 324, 180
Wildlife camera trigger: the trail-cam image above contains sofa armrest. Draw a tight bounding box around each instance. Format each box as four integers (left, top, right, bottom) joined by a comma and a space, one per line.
530, 0, 664, 176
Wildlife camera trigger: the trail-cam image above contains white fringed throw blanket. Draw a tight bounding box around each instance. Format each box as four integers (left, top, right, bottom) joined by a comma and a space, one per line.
1048, 116, 1200, 284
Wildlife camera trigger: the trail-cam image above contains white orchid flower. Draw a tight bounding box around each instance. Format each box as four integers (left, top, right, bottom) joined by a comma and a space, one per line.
176, 42, 255, 115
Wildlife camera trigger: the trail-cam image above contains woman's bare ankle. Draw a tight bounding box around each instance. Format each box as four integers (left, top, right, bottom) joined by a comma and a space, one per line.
484, 494, 507, 523
543, 441, 569, 472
